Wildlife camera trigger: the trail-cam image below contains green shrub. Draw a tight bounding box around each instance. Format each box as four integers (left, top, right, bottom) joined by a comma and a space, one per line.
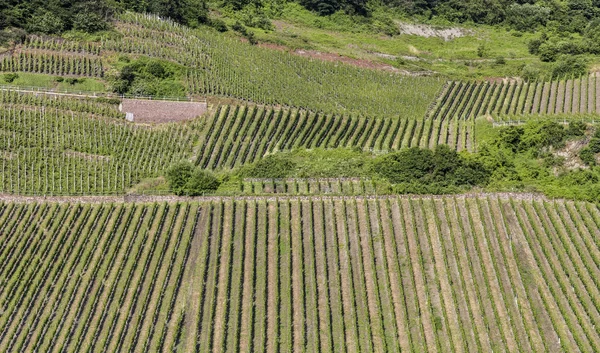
567, 121, 587, 136
552, 55, 588, 78
166, 161, 195, 195
580, 147, 596, 166
242, 154, 296, 178
26, 11, 65, 34
72, 11, 109, 33
184, 169, 220, 195
3, 73, 18, 83
588, 138, 600, 153
210, 18, 228, 32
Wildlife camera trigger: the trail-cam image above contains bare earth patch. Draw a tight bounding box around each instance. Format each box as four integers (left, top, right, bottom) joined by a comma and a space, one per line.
555, 138, 590, 171
257, 41, 432, 75
396, 22, 472, 41
120, 99, 207, 123
64, 150, 111, 162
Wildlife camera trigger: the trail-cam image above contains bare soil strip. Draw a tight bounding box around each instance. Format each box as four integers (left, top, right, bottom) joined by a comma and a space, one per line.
400, 198, 439, 352
354, 199, 387, 352
377, 199, 412, 353
323, 200, 348, 353
266, 201, 280, 353
421, 199, 466, 353
290, 199, 306, 353
312, 200, 334, 352
332, 199, 360, 353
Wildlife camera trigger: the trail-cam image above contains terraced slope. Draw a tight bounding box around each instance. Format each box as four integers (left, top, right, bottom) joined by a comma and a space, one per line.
431, 78, 600, 121
0, 91, 202, 194
2, 194, 599, 352
195, 105, 430, 169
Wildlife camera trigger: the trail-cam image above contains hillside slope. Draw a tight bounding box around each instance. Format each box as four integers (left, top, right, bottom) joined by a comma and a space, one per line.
1, 194, 599, 352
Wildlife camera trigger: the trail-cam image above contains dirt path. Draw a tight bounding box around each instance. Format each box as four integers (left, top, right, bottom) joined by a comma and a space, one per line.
354, 199, 386, 353
376, 199, 411, 353
333, 199, 360, 353
311, 200, 334, 352
290, 200, 305, 353
210, 201, 235, 353
266, 201, 280, 353
323, 200, 348, 353
421, 199, 465, 353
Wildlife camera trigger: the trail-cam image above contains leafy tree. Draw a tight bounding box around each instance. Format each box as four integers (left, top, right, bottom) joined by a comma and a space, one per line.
506, 3, 550, 32
166, 161, 195, 195
567, 121, 587, 136
580, 147, 596, 166
242, 154, 296, 178
552, 55, 587, 78
26, 11, 65, 34
184, 169, 220, 195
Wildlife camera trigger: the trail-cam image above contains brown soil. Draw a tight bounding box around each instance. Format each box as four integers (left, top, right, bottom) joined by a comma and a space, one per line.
289, 200, 305, 353
120, 99, 207, 124
64, 150, 111, 162
332, 199, 360, 352
210, 201, 234, 353
255, 40, 428, 75
376, 199, 412, 353
265, 201, 280, 352
311, 200, 334, 351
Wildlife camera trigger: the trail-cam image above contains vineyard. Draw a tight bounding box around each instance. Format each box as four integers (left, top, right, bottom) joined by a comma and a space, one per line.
1, 194, 600, 352
195, 105, 444, 169
105, 13, 443, 116
0, 93, 202, 194
239, 178, 383, 195
430, 77, 600, 122
0, 51, 104, 77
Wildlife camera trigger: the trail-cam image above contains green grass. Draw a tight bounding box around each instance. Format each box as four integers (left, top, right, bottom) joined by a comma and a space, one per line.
239, 3, 542, 78
2, 72, 107, 92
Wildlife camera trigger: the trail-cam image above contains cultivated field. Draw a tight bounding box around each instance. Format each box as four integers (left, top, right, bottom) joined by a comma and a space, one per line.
1, 194, 599, 352
431, 77, 600, 122
195, 105, 433, 169
0, 91, 202, 194
0, 13, 443, 117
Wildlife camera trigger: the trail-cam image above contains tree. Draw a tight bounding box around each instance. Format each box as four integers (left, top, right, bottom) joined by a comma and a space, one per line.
26, 11, 65, 34
166, 161, 195, 195
506, 3, 550, 32
184, 169, 220, 195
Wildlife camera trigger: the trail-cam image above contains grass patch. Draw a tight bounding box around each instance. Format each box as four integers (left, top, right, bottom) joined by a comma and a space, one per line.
1, 72, 107, 92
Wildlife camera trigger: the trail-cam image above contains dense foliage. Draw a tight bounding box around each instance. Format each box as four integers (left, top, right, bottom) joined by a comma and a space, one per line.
166, 161, 220, 195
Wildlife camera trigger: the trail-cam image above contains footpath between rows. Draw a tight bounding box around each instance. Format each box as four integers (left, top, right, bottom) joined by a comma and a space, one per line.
0, 192, 554, 204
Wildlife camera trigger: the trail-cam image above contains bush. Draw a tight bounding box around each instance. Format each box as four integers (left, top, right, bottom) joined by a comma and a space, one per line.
552, 55, 587, 78
166, 161, 195, 195
477, 43, 489, 58
165, 161, 219, 195
65, 77, 82, 85
72, 12, 108, 33
506, 4, 550, 32
184, 169, 220, 195
54, 76, 64, 82
567, 121, 587, 136
588, 138, 600, 153
3, 73, 18, 83
494, 56, 506, 65
242, 154, 296, 178
580, 147, 596, 166
210, 18, 228, 32
26, 11, 65, 34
